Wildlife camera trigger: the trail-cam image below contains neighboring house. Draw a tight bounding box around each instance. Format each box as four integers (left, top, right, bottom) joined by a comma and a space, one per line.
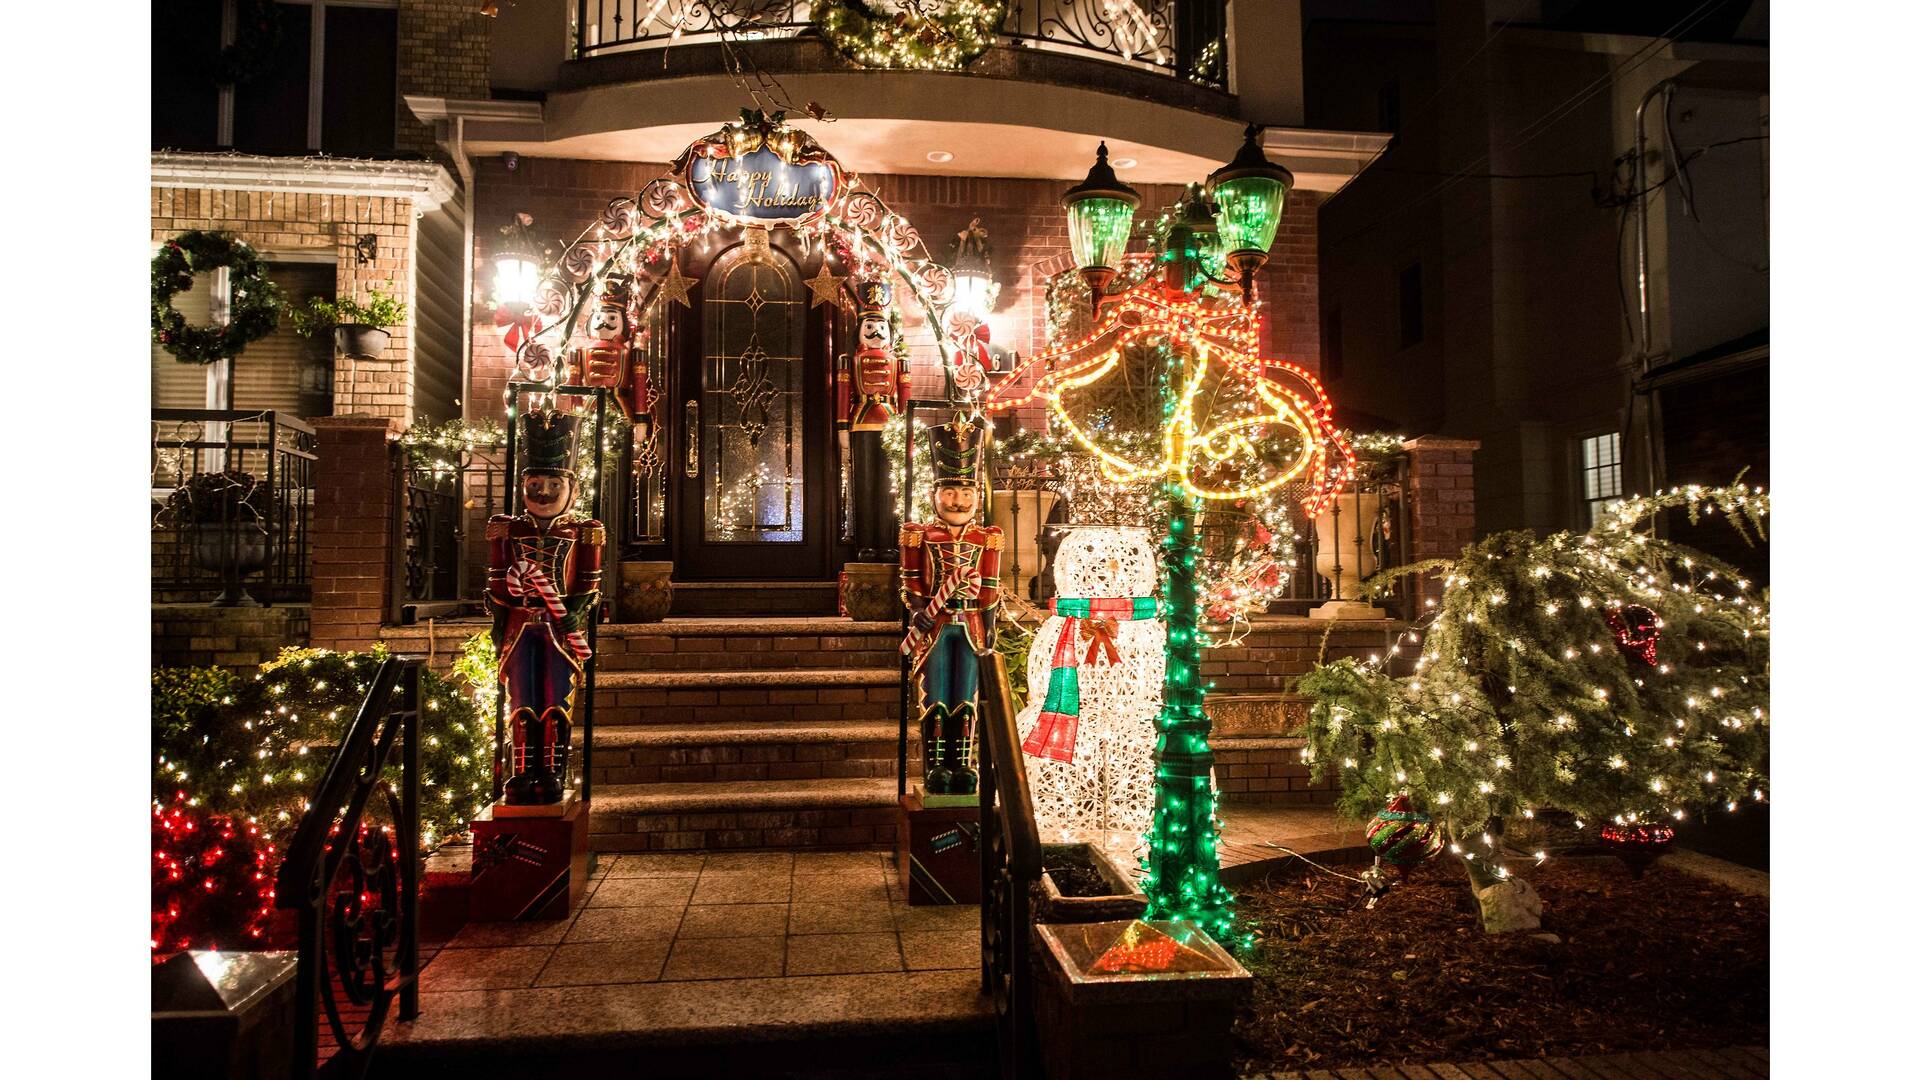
150, 0, 478, 425
1305, 0, 1769, 572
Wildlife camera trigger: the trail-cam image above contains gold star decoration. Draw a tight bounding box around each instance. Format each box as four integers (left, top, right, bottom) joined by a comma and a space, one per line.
653, 257, 697, 308
804, 262, 847, 308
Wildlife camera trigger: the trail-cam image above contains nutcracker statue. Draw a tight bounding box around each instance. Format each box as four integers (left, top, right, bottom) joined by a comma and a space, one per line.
900, 413, 1002, 795
846, 279, 901, 432
486, 409, 604, 806
574, 273, 653, 442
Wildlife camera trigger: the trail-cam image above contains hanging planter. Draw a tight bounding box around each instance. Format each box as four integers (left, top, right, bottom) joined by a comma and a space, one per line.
289, 286, 408, 361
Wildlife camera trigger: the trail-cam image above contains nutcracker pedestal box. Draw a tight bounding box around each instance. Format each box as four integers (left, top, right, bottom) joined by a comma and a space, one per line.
469, 794, 591, 922
896, 786, 983, 906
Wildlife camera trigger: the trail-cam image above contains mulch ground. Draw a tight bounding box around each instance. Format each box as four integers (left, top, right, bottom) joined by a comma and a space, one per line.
1230, 855, 1768, 1073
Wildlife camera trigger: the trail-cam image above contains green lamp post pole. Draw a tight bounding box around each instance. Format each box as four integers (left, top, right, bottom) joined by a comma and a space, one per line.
1062, 128, 1294, 945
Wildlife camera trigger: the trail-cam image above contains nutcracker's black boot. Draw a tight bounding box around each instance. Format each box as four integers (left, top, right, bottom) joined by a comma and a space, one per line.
923, 703, 952, 794
505, 708, 563, 805
946, 703, 979, 795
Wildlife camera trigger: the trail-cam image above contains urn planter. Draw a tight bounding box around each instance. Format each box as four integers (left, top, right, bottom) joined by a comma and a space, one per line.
617, 560, 674, 623
1038, 841, 1149, 925
190, 522, 273, 607
1310, 490, 1386, 620
839, 560, 902, 621
333, 324, 392, 360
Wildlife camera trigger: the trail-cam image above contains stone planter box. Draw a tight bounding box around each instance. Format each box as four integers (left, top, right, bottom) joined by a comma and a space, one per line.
839, 560, 902, 621
1038, 841, 1148, 924
1034, 919, 1254, 1080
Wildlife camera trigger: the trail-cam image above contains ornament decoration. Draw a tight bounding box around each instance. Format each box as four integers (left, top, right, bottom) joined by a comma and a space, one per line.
805, 261, 849, 307
1598, 820, 1676, 879
1606, 603, 1662, 666
1366, 794, 1445, 869
652, 256, 697, 308
151, 230, 284, 365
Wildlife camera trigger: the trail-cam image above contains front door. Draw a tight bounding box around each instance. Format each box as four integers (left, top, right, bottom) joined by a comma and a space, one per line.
671, 234, 834, 580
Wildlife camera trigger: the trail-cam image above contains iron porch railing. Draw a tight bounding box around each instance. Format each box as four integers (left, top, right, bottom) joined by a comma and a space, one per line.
977, 648, 1043, 1079
276, 656, 423, 1080
388, 445, 507, 625
572, 1, 1231, 90
151, 409, 316, 606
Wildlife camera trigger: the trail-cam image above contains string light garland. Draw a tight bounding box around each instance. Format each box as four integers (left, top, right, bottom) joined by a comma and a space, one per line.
1298, 481, 1768, 912
818, 2, 1007, 72
152, 796, 279, 956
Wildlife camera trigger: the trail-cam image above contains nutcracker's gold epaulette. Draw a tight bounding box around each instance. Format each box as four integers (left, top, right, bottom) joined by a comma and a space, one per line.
983, 531, 1004, 551
485, 516, 512, 541
577, 520, 606, 546
900, 526, 924, 549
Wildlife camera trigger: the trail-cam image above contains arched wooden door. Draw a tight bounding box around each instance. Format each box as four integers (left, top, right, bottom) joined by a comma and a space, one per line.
669, 234, 836, 580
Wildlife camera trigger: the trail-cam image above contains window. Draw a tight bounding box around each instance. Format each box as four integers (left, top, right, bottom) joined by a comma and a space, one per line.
1323, 306, 1344, 380
151, 0, 398, 155
152, 262, 335, 418
1580, 432, 1624, 526
1397, 263, 1423, 349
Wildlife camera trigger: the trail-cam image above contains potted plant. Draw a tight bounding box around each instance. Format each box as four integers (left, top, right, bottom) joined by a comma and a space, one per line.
1036, 841, 1149, 925
289, 286, 408, 360
167, 470, 273, 606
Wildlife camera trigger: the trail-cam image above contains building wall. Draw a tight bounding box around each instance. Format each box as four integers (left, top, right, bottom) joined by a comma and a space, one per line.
466, 155, 1323, 427
151, 186, 420, 421
396, 0, 493, 161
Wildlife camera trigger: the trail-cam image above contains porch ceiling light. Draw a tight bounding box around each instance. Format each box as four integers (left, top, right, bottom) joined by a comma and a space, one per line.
1061, 142, 1140, 297
491, 212, 545, 309
1206, 125, 1294, 291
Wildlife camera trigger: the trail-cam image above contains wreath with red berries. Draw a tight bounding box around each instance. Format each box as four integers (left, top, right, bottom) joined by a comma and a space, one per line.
151, 231, 283, 365
818, 2, 1006, 71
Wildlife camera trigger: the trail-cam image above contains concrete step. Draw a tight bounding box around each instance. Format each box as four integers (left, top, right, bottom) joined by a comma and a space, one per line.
593, 668, 902, 727
590, 720, 915, 788
589, 777, 903, 852
596, 617, 902, 673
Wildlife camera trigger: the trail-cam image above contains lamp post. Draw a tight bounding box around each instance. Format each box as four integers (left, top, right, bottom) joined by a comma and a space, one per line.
1207, 125, 1293, 304
1058, 132, 1292, 946
1061, 142, 1140, 311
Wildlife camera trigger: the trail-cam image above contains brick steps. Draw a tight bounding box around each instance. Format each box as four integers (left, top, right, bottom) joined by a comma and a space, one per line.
670, 580, 841, 617
595, 617, 901, 673
588, 777, 902, 852
592, 667, 902, 729
590, 720, 914, 788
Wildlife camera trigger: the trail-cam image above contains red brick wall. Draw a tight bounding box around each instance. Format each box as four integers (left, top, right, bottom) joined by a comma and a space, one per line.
309, 417, 398, 650
1404, 436, 1480, 612
467, 157, 1323, 427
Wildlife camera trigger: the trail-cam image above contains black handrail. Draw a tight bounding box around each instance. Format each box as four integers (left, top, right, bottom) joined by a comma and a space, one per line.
276, 656, 423, 1080
977, 649, 1041, 1080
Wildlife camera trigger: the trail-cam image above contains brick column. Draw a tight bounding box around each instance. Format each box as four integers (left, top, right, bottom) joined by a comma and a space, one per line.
1403, 436, 1480, 613
309, 416, 398, 651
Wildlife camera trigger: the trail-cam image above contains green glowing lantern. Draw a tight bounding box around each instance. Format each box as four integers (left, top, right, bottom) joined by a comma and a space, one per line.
1062, 142, 1141, 301
1206, 125, 1293, 300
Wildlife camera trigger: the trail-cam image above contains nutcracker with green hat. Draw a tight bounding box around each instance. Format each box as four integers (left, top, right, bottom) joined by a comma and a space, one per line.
899, 412, 1002, 795
485, 408, 604, 805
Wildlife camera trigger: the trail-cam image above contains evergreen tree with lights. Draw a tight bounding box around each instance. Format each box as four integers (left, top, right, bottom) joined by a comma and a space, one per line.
1300, 483, 1770, 930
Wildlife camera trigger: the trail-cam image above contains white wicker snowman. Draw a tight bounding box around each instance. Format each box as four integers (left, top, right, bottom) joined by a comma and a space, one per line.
1015, 525, 1166, 856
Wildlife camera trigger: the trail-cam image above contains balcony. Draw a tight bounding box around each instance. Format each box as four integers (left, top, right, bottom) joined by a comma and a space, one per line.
566, 1, 1232, 109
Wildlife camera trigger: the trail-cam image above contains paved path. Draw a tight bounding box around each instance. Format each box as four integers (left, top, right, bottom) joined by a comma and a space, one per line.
1245, 1045, 1769, 1079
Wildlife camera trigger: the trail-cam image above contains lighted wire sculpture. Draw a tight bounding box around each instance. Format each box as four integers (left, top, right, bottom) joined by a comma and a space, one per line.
1014, 526, 1166, 857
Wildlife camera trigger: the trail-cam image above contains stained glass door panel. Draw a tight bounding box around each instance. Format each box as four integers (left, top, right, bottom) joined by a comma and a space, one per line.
702, 249, 806, 542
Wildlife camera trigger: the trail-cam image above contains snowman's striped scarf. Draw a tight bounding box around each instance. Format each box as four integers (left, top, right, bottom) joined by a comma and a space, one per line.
1021, 596, 1159, 763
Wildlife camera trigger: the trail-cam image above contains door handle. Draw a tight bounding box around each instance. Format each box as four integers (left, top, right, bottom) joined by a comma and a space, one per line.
684, 399, 699, 478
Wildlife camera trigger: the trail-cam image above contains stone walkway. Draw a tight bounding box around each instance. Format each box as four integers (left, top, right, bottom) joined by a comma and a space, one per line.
384, 849, 990, 1068
1244, 1045, 1769, 1079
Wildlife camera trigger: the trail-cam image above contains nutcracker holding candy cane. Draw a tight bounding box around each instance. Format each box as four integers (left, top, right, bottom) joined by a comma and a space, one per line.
573, 274, 653, 442
486, 409, 603, 806
900, 413, 1002, 795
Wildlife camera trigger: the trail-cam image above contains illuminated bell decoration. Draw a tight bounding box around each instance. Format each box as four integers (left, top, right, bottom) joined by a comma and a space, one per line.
1062, 142, 1140, 297
1206, 125, 1293, 299
1367, 794, 1445, 870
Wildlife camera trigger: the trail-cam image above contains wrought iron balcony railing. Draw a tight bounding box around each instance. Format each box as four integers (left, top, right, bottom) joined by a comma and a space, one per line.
572, 1, 1231, 91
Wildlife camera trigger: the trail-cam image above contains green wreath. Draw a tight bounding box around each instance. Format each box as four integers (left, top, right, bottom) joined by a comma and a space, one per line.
818, 1, 1006, 71
152, 231, 284, 366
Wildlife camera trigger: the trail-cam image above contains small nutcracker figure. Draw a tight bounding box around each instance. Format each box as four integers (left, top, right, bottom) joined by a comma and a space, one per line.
900, 413, 1002, 795
847, 279, 901, 432
486, 409, 604, 806
573, 274, 653, 442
